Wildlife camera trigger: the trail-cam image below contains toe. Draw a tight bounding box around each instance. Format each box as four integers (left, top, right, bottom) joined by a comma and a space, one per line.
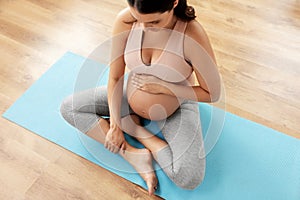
148, 188, 154, 196
146, 177, 158, 196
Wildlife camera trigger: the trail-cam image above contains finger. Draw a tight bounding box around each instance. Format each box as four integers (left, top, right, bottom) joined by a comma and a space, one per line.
122, 142, 126, 150
132, 73, 140, 80
133, 84, 144, 90
108, 143, 115, 153
137, 73, 149, 77
123, 142, 127, 153
131, 80, 139, 86
134, 73, 143, 77
110, 144, 119, 154
133, 74, 144, 81
109, 146, 114, 153
120, 142, 126, 153
133, 73, 140, 79
107, 144, 112, 152
110, 146, 116, 153
132, 79, 143, 86
108, 141, 117, 153
132, 81, 144, 89
132, 75, 142, 83
113, 147, 119, 154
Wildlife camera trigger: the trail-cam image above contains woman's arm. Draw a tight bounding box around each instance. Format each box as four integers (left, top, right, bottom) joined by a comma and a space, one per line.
132, 20, 221, 103
105, 8, 133, 153
184, 20, 220, 102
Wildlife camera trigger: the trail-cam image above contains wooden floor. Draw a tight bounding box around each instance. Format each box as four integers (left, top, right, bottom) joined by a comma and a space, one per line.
0, 0, 299, 199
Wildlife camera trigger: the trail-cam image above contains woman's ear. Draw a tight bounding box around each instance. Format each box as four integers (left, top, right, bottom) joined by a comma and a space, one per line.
173, 0, 179, 8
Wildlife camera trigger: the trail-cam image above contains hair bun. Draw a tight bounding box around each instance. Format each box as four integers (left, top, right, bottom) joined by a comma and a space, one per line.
185, 6, 195, 18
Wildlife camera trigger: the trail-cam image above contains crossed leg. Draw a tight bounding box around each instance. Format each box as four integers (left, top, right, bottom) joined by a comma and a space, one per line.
60, 87, 204, 193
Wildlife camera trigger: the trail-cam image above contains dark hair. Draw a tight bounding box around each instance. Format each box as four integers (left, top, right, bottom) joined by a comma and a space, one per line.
127, 0, 196, 21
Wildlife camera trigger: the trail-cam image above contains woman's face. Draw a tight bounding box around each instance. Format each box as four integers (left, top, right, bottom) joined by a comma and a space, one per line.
129, 6, 175, 29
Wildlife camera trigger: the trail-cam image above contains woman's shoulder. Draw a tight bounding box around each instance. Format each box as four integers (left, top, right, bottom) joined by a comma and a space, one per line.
185, 20, 209, 46
184, 19, 216, 62
112, 8, 136, 34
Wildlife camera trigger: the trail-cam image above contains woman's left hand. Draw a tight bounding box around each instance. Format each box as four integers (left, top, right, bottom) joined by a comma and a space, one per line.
131, 73, 168, 94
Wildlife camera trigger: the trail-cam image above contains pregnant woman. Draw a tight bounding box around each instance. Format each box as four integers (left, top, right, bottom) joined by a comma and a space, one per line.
60, 0, 221, 196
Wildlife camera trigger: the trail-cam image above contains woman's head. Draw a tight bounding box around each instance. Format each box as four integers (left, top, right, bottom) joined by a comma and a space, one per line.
127, 0, 196, 27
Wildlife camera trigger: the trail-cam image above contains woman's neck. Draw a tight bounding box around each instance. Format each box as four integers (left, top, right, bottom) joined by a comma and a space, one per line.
165, 15, 178, 29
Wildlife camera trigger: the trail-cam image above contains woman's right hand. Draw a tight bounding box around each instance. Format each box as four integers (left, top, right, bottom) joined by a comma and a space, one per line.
104, 126, 126, 154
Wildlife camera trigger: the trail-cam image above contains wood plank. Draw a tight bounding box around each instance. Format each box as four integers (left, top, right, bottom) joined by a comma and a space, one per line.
0, 138, 49, 199
0, 0, 299, 199
25, 151, 162, 200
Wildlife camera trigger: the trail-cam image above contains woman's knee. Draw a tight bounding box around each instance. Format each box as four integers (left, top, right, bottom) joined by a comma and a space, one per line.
172, 160, 206, 189
174, 170, 205, 190
60, 95, 73, 120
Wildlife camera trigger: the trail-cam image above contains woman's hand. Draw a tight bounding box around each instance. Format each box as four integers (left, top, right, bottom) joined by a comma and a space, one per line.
131, 73, 169, 94
104, 127, 126, 154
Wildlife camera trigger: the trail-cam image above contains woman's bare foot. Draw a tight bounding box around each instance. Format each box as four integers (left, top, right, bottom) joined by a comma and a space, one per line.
121, 115, 168, 154
86, 118, 158, 195
120, 146, 158, 196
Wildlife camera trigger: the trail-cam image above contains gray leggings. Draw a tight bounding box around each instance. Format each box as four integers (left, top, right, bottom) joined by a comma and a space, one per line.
60, 86, 205, 189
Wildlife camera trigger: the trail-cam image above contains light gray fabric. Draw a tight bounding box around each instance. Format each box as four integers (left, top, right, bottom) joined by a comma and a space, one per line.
60, 86, 133, 133
156, 100, 205, 189
60, 87, 205, 189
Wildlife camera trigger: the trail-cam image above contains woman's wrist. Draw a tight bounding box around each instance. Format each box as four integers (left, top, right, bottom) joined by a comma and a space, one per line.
109, 120, 121, 130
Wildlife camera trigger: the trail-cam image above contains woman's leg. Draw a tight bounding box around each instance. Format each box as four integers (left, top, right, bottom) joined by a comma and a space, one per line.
60, 87, 158, 195
122, 101, 205, 190
60, 86, 107, 133
156, 100, 205, 189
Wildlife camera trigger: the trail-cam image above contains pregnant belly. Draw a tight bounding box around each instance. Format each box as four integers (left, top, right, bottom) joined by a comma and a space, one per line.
127, 80, 181, 120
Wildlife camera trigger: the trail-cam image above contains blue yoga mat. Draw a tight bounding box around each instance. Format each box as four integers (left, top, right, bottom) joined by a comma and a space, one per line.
3, 52, 300, 200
